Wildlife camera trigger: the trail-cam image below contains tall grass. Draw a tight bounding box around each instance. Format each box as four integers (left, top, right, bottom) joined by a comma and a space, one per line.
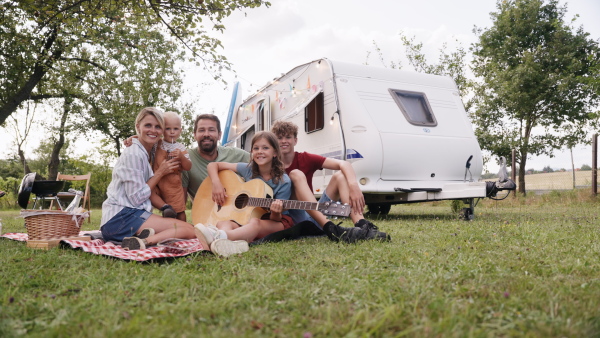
1, 192, 599, 337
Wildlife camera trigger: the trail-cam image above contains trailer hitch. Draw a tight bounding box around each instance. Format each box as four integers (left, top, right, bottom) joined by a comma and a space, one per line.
485, 156, 516, 198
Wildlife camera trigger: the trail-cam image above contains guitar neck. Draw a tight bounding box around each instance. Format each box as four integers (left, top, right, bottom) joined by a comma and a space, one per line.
247, 197, 318, 211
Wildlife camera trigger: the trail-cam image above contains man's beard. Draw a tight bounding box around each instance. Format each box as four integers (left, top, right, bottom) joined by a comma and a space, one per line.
198, 138, 217, 153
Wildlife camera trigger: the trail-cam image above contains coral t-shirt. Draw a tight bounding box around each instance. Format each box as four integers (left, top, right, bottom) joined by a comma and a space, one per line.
285, 152, 327, 191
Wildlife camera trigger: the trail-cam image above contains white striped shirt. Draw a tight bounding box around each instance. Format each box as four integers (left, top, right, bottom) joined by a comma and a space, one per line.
100, 139, 154, 226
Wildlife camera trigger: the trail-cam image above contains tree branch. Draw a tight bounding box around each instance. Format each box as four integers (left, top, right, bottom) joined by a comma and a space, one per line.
0, 27, 62, 125
59, 57, 108, 72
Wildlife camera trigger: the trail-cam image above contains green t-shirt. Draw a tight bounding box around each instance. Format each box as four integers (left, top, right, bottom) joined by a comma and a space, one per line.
182, 146, 250, 199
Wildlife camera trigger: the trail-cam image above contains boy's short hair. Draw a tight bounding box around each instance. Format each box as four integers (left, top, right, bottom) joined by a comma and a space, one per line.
271, 121, 298, 138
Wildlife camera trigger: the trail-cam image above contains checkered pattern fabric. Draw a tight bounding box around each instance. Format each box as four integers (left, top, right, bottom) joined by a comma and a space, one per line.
1, 232, 208, 262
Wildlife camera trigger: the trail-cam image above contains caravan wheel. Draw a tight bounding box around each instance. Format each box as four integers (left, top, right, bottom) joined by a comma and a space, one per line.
367, 203, 391, 215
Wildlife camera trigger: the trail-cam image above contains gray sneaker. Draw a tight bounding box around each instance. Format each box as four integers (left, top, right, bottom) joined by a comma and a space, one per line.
355, 219, 391, 241
121, 237, 147, 250
135, 228, 155, 239
161, 204, 177, 218
210, 239, 249, 257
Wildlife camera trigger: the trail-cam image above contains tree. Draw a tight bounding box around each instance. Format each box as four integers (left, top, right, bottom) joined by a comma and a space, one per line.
542, 165, 554, 173
580, 164, 592, 171
5, 102, 38, 175
0, 0, 270, 126
470, 0, 600, 194
367, 33, 471, 106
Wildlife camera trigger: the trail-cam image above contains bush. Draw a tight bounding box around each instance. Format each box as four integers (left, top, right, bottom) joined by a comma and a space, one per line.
0, 176, 20, 209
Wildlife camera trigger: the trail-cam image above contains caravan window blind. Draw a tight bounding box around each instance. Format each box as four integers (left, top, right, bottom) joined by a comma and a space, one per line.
389, 89, 437, 126
305, 92, 324, 133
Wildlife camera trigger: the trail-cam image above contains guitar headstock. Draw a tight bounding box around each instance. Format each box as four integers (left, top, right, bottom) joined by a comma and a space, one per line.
318, 201, 351, 217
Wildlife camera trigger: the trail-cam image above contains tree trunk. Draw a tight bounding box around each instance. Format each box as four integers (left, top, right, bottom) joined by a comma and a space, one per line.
48, 98, 71, 180
518, 149, 527, 195
17, 148, 32, 175
114, 137, 122, 157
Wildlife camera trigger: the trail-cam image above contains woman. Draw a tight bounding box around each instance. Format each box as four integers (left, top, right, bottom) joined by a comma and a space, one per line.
194, 131, 293, 256
100, 107, 195, 250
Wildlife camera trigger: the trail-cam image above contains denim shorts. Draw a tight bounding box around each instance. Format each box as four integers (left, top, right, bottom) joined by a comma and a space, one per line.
287, 191, 334, 229
101, 207, 153, 242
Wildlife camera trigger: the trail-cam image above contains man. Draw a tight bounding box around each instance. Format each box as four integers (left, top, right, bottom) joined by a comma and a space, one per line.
182, 114, 249, 199
271, 121, 390, 243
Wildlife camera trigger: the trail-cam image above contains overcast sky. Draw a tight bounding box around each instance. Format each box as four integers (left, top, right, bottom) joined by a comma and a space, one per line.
183, 0, 600, 172
3, 0, 600, 172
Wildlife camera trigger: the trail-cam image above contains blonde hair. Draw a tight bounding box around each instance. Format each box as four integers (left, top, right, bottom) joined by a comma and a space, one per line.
135, 107, 165, 135
249, 131, 285, 184
164, 111, 181, 124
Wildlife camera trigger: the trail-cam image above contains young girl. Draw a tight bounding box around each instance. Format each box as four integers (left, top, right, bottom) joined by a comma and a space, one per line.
195, 131, 293, 256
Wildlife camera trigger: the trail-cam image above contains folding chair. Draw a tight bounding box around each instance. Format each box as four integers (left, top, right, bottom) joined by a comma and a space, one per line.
50, 172, 92, 222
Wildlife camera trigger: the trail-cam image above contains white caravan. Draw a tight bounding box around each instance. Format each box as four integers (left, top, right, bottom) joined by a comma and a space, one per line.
221, 58, 514, 218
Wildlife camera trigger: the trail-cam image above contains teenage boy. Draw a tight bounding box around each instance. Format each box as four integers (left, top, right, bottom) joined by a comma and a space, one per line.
271, 121, 389, 243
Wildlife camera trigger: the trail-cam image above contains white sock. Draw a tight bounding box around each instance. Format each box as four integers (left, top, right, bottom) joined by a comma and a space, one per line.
218, 230, 228, 239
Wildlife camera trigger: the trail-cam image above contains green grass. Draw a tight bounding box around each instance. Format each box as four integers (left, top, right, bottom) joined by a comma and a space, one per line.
1, 193, 599, 337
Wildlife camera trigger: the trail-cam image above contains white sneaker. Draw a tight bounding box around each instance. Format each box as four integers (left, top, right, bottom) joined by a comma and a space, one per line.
210, 239, 249, 257
194, 223, 226, 249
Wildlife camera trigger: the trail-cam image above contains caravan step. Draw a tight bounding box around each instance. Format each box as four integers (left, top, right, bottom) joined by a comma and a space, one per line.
394, 188, 443, 193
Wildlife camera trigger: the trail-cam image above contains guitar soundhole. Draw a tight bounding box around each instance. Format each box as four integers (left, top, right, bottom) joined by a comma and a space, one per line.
235, 194, 249, 209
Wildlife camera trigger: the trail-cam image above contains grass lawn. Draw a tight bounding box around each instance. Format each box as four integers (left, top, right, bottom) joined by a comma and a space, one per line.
1, 192, 599, 337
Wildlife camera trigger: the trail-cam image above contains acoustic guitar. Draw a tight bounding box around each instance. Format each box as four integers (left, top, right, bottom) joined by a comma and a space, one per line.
191, 169, 351, 225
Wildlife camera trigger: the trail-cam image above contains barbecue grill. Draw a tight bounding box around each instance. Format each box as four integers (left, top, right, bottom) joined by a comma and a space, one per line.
18, 173, 65, 210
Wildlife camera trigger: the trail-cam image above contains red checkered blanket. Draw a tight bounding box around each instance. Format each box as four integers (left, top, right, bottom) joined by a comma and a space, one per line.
1, 232, 207, 262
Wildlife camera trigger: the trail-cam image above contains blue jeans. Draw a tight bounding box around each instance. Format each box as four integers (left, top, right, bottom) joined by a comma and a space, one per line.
287, 191, 334, 229
101, 207, 152, 242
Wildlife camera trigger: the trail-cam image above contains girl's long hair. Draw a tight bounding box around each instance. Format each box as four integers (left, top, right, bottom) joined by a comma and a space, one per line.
249, 131, 285, 184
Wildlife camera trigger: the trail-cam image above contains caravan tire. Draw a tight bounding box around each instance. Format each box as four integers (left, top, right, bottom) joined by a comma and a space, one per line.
367, 203, 391, 215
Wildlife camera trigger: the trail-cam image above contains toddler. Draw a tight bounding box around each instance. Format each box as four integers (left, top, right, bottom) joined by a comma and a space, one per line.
150, 111, 192, 221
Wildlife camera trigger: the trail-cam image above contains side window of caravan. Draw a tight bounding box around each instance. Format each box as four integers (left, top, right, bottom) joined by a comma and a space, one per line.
240, 126, 255, 152
305, 92, 324, 133
389, 89, 437, 126
256, 100, 265, 131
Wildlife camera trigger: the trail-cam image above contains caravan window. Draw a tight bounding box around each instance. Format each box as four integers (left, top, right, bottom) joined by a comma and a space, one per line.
256, 100, 265, 131
389, 89, 437, 126
305, 92, 324, 133
240, 126, 255, 152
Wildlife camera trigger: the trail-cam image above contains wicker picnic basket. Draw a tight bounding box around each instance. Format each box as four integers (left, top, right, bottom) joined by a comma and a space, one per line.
21, 210, 88, 240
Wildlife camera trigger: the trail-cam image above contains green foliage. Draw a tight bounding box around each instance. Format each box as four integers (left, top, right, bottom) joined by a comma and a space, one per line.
1, 196, 599, 336
449, 199, 463, 213
580, 164, 592, 171
0, 0, 270, 133
0, 157, 24, 179
470, 0, 600, 193
0, 176, 20, 209
367, 33, 472, 108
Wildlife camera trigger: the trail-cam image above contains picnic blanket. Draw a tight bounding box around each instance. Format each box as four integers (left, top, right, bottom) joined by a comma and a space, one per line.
1, 231, 206, 262
1, 221, 325, 261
